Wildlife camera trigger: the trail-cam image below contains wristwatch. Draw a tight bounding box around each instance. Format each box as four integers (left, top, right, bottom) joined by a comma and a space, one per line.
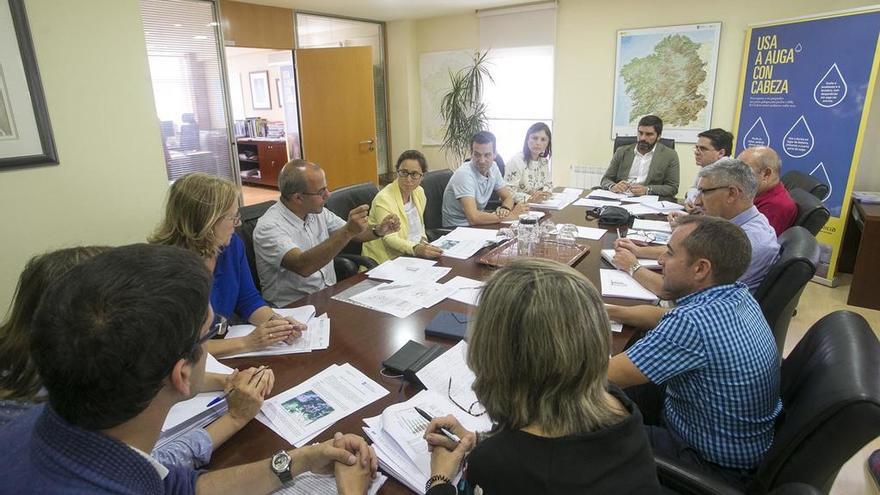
270, 450, 293, 484
628, 262, 642, 277
372, 226, 384, 238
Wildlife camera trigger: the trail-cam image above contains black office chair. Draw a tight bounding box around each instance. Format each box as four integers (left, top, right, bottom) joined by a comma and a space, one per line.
323, 182, 380, 270
790, 188, 830, 236
485, 154, 507, 212
421, 169, 454, 241
753, 226, 819, 353
781, 171, 829, 201
613, 134, 676, 152
655, 310, 880, 494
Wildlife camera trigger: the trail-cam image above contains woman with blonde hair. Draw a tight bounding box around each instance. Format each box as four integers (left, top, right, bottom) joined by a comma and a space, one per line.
150, 173, 306, 357
423, 259, 661, 494
362, 150, 443, 263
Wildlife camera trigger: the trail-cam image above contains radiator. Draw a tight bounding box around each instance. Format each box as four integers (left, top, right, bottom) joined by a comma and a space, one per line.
568, 165, 605, 189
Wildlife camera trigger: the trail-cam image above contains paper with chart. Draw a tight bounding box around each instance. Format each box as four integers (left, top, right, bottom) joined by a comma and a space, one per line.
601, 249, 661, 270
431, 236, 486, 260
367, 257, 450, 283
259, 363, 388, 447
600, 268, 658, 301
271, 472, 387, 495
443, 276, 483, 306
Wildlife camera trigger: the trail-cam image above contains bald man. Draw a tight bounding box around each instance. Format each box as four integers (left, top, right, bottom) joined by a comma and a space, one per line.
738, 146, 798, 235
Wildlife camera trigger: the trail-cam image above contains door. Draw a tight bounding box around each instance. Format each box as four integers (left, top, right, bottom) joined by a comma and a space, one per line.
295, 46, 378, 189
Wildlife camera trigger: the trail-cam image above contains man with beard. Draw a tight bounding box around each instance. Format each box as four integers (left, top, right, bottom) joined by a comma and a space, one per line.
601, 115, 680, 198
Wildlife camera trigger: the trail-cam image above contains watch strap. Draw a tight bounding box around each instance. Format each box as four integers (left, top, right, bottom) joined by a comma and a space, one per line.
271, 450, 293, 484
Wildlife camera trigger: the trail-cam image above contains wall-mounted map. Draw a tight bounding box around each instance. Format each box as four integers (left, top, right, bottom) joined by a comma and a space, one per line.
419, 50, 473, 145
612, 23, 721, 143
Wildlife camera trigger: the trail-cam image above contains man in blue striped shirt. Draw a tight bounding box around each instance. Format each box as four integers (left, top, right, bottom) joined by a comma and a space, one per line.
608, 215, 781, 489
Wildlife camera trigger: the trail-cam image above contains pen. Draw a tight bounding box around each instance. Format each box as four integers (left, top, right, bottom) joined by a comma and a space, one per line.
414, 407, 460, 443
206, 366, 268, 408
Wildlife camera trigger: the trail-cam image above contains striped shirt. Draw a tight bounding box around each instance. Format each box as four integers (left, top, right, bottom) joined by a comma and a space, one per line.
627, 283, 782, 469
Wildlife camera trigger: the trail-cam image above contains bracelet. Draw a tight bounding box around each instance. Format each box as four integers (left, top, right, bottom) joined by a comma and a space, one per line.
628, 263, 642, 277
425, 474, 453, 492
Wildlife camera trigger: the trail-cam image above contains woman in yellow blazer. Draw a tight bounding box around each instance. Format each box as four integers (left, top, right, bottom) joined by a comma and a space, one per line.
363, 150, 444, 263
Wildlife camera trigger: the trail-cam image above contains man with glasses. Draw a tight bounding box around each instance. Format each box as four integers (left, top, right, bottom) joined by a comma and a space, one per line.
254, 159, 401, 307
441, 131, 527, 227
738, 146, 798, 236
684, 128, 734, 209
0, 244, 377, 494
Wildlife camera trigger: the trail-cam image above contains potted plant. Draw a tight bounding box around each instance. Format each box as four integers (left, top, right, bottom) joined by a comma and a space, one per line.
439, 50, 493, 166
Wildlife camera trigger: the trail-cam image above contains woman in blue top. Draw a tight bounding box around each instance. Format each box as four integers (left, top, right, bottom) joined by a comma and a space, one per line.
150, 173, 306, 357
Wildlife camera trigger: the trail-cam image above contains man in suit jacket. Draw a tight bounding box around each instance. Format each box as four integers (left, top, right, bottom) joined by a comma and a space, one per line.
601, 115, 680, 197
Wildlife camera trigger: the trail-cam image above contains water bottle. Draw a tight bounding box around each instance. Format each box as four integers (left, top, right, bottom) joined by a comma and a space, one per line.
517, 214, 538, 256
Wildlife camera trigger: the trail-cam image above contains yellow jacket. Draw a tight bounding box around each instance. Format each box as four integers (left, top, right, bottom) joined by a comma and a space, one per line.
362, 180, 427, 263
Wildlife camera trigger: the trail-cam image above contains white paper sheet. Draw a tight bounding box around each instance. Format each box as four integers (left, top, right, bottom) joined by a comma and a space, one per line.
620, 194, 660, 204
587, 189, 627, 200
620, 203, 663, 216
573, 197, 622, 208
431, 237, 486, 260
632, 218, 672, 233
528, 192, 579, 210
367, 258, 439, 282
561, 187, 584, 196
599, 268, 659, 301
271, 472, 387, 495
443, 227, 500, 243
443, 276, 483, 306
223, 313, 330, 359
557, 224, 606, 240
644, 200, 685, 213
600, 249, 661, 269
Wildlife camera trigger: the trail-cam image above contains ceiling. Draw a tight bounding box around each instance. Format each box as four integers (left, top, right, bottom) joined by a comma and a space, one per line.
231, 0, 544, 22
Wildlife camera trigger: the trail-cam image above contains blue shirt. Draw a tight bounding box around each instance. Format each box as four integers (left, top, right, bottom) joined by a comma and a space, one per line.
212, 233, 266, 320
731, 206, 780, 292
627, 283, 782, 469
441, 162, 505, 227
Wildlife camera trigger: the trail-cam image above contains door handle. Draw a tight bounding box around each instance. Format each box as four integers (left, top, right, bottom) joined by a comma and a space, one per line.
359, 139, 375, 151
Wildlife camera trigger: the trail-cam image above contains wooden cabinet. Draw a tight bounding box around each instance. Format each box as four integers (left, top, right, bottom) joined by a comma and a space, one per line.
237, 138, 287, 188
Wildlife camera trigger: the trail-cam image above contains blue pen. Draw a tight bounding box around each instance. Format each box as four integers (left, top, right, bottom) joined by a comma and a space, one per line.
206, 366, 267, 407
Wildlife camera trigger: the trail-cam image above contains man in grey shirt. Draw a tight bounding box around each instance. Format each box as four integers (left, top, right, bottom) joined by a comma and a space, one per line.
255, 160, 400, 306
441, 131, 527, 227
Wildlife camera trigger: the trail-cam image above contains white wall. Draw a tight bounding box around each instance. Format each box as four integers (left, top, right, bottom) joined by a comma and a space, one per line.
225, 48, 290, 122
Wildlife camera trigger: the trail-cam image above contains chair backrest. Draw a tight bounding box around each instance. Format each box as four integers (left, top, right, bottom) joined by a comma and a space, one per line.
751, 310, 880, 493
323, 182, 380, 255
752, 227, 819, 353
781, 171, 829, 201
421, 169, 453, 230
235, 200, 276, 292
790, 188, 830, 236
613, 134, 675, 152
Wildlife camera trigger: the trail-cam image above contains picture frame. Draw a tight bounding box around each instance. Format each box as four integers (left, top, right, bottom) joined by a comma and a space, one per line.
275, 78, 282, 108
0, 0, 58, 169
249, 70, 271, 110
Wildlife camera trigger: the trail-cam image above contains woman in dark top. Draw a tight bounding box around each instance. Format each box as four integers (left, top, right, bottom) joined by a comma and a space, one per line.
424, 259, 661, 494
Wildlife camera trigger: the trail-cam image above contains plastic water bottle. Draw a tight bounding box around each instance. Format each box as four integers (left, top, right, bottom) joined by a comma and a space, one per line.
517, 214, 538, 256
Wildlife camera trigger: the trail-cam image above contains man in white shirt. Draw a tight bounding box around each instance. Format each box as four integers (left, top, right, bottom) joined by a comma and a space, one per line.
255, 160, 400, 306
684, 128, 734, 208
601, 115, 680, 197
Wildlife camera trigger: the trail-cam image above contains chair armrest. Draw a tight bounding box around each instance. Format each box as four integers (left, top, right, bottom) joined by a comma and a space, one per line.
337, 253, 379, 270
655, 454, 744, 495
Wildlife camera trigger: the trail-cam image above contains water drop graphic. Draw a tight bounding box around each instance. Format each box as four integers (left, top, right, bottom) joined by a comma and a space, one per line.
809, 162, 832, 203
794, 43, 803, 53
813, 63, 847, 107
742, 117, 770, 150
782, 115, 815, 158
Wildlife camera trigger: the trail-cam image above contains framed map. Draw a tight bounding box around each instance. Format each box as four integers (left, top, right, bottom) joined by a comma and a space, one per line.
419, 50, 472, 145
611, 23, 721, 143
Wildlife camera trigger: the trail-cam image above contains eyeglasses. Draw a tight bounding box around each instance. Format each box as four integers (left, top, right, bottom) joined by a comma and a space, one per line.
447, 377, 486, 417
696, 185, 730, 196
222, 212, 241, 227
693, 145, 717, 153
397, 170, 424, 180
197, 314, 227, 347
300, 187, 330, 197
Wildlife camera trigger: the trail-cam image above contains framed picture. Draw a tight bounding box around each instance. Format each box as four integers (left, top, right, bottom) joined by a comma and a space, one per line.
0, 0, 58, 169
275, 78, 282, 108
249, 70, 271, 110
611, 22, 722, 143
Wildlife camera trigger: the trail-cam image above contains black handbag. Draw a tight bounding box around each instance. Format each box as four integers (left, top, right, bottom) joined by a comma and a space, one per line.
585, 205, 632, 226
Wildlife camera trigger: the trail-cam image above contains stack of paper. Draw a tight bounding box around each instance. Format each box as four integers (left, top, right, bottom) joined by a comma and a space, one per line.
258, 363, 389, 447
272, 472, 387, 495
620, 203, 663, 216
349, 281, 458, 318
443, 276, 484, 306
223, 307, 329, 359
156, 354, 231, 449
528, 191, 580, 210
600, 249, 661, 270
632, 218, 672, 233
362, 342, 491, 494
368, 258, 451, 282
573, 197, 622, 208
587, 189, 627, 201
621, 194, 660, 204
599, 268, 658, 301
430, 227, 501, 260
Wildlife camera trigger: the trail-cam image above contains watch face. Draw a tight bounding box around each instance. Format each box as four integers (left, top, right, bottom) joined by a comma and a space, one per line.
272, 453, 290, 471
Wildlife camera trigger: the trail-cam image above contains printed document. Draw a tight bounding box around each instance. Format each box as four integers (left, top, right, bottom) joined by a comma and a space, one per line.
443, 227, 500, 243
528, 192, 579, 210
587, 189, 627, 200
558, 224, 606, 240
632, 218, 672, 233
600, 268, 659, 301
620, 194, 660, 204
601, 249, 661, 269
223, 313, 330, 359
443, 276, 484, 306
430, 236, 486, 260
367, 258, 444, 282
271, 472, 387, 495
573, 197, 621, 208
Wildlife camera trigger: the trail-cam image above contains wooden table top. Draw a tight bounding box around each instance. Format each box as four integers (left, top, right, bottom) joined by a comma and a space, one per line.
209, 196, 649, 493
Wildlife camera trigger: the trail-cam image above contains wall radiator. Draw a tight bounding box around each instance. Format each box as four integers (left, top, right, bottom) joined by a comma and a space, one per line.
568, 165, 605, 189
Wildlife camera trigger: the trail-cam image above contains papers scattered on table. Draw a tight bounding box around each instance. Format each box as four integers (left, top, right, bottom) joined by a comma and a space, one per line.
271, 472, 387, 495
620, 203, 662, 216
157, 353, 231, 450
223, 307, 331, 359
529, 191, 580, 210
573, 197, 622, 208
363, 342, 490, 494
621, 194, 660, 204
643, 200, 685, 213
500, 210, 546, 224
443, 276, 484, 306
349, 280, 458, 318
258, 363, 388, 447
600, 249, 661, 270
632, 218, 672, 233
367, 257, 450, 282
599, 268, 658, 302
558, 224, 607, 240
431, 227, 502, 260
561, 187, 583, 196
444, 227, 500, 243
587, 189, 627, 200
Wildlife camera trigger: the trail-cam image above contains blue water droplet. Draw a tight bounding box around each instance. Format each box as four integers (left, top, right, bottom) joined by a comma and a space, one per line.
742, 117, 770, 149
814, 63, 847, 107
794, 43, 803, 53
783, 115, 814, 158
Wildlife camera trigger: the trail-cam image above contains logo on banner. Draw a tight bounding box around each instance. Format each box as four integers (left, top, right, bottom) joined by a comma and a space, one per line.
814, 63, 848, 107
742, 117, 770, 149
782, 115, 815, 158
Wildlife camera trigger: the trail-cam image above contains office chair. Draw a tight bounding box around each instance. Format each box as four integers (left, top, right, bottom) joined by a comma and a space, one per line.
781, 171, 829, 201
655, 310, 880, 494
323, 182, 380, 268
421, 169, 454, 240
485, 154, 507, 212
790, 188, 830, 236
613, 134, 676, 152
752, 226, 819, 353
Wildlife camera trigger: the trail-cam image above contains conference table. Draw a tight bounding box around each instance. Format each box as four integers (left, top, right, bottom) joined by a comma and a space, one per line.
210, 193, 651, 493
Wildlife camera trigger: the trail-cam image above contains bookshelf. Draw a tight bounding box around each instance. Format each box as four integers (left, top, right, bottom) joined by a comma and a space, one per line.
237, 138, 287, 188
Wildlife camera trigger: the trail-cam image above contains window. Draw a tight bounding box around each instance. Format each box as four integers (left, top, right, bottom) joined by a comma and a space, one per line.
141, 0, 236, 182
